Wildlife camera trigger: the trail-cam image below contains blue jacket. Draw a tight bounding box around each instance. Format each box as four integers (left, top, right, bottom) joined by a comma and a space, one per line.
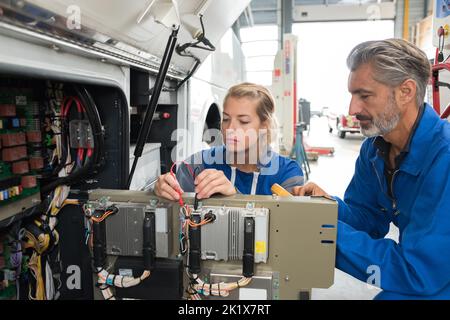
176, 145, 304, 195
335, 104, 450, 299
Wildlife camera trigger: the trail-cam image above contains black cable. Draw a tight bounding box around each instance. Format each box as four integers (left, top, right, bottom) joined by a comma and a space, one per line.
437, 81, 450, 89
177, 15, 215, 53
79, 86, 105, 168
193, 166, 201, 210
175, 15, 215, 89
176, 57, 201, 89
444, 54, 450, 63
41, 86, 104, 194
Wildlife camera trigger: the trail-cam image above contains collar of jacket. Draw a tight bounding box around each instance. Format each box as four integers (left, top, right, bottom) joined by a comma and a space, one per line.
369, 103, 441, 176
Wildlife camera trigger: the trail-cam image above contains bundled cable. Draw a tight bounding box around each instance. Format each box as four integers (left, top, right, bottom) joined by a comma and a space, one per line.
90, 208, 116, 223
23, 197, 79, 300
191, 276, 252, 298
23, 222, 51, 300
89, 205, 153, 300
25, 82, 83, 299
97, 269, 151, 289
170, 162, 254, 299
94, 264, 152, 300
42, 85, 104, 193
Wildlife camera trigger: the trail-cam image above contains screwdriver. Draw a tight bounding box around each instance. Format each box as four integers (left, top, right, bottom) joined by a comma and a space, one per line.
270, 183, 292, 197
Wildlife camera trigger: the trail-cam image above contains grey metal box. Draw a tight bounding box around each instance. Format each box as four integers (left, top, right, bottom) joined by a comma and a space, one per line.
105, 203, 172, 257
199, 206, 269, 263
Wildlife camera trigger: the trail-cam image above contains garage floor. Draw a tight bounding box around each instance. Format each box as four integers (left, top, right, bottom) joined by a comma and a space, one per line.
301, 115, 399, 300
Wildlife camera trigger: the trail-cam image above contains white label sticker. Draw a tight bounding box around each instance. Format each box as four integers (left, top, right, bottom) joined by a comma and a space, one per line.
118, 269, 133, 277
239, 288, 267, 300
15, 96, 27, 106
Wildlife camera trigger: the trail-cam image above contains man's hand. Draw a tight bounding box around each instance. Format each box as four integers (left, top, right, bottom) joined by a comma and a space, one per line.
154, 172, 183, 201
292, 182, 330, 197
194, 169, 236, 199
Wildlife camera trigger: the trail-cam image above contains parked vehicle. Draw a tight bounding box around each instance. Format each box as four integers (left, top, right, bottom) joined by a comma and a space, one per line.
327, 110, 360, 139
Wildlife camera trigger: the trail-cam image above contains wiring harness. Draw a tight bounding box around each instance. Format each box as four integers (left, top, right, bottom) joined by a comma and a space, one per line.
23, 195, 79, 300
41, 85, 104, 194
170, 161, 254, 300
21, 83, 105, 300
86, 205, 155, 300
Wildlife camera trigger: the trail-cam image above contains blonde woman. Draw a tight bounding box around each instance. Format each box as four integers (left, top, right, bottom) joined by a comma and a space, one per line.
154, 82, 304, 200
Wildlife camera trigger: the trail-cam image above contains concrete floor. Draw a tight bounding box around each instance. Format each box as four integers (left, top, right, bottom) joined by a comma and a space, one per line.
300, 116, 399, 300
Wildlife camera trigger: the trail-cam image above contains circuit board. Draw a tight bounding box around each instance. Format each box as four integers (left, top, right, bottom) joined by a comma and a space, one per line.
0, 80, 43, 207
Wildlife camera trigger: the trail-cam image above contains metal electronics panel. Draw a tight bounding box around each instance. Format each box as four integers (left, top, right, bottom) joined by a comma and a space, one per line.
199, 205, 269, 263
88, 189, 338, 300
104, 203, 172, 258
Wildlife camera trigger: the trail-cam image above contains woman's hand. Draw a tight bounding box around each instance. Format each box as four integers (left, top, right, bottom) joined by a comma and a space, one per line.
194, 169, 236, 199
154, 172, 183, 201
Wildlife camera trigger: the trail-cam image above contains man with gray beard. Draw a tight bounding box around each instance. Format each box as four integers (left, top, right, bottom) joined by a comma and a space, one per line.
293, 39, 450, 299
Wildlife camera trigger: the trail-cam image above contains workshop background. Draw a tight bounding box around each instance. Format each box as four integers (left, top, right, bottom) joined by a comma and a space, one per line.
0, 0, 449, 301
234, 0, 448, 299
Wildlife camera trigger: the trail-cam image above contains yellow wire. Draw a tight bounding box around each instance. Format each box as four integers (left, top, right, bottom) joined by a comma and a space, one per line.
26, 233, 47, 300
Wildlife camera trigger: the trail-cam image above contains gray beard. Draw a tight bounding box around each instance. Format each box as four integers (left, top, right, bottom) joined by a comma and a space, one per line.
360, 94, 401, 137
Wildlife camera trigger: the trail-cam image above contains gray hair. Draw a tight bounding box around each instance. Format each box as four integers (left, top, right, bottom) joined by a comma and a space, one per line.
347, 39, 431, 107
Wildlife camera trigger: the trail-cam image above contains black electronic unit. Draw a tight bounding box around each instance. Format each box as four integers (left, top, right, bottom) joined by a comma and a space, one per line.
130, 69, 150, 107
113, 257, 184, 300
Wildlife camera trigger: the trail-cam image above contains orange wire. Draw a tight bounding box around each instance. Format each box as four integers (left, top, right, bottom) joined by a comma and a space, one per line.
90, 210, 114, 223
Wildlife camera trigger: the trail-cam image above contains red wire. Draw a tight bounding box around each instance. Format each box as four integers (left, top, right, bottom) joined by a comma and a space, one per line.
72, 97, 93, 158
60, 97, 69, 115
62, 96, 85, 117
78, 148, 85, 162
62, 96, 93, 163
170, 161, 195, 206
170, 161, 194, 177
71, 96, 85, 113
61, 97, 72, 117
